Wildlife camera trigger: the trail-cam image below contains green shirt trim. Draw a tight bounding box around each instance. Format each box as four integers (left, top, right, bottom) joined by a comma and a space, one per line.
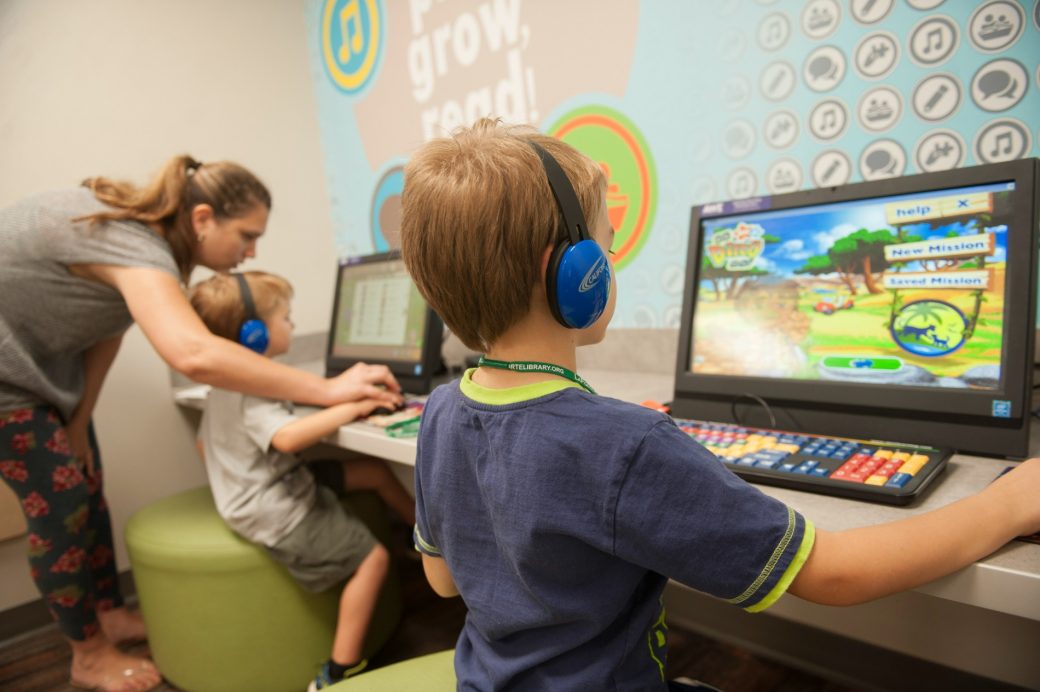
745, 517, 816, 613
459, 368, 584, 405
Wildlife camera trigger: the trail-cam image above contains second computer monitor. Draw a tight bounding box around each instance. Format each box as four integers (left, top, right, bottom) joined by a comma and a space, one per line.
326, 251, 443, 394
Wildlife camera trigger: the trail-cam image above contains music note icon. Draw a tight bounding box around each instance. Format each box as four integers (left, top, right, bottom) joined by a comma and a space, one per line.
922, 27, 943, 54
338, 0, 363, 63
990, 131, 1013, 157
821, 107, 837, 131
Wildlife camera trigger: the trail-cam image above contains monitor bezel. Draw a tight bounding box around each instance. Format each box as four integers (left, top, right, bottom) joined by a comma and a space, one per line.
673, 159, 1038, 458
325, 250, 444, 394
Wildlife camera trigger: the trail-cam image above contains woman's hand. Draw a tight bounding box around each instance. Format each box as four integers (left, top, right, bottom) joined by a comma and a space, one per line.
327, 363, 403, 407
66, 416, 95, 477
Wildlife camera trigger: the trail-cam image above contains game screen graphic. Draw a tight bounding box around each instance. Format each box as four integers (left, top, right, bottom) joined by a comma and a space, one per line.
331, 259, 427, 364
689, 182, 1015, 393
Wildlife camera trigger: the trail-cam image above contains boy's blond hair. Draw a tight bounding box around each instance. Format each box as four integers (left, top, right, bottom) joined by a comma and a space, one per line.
189, 271, 293, 342
401, 118, 606, 352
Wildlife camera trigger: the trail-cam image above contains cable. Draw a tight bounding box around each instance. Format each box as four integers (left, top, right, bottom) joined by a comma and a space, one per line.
731, 392, 777, 429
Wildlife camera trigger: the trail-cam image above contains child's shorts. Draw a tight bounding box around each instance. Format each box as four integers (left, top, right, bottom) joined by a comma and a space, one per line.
264, 485, 378, 593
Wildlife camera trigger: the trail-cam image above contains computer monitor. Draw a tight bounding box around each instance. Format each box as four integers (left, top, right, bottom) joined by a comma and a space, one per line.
325, 251, 444, 394
673, 158, 1039, 459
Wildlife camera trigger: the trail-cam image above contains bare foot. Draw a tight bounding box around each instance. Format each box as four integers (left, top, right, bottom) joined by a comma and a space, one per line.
69, 633, 161, 692
97, 607, 148, 646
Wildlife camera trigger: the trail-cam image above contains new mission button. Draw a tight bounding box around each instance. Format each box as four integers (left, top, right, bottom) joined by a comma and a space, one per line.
822, 356, 903, 371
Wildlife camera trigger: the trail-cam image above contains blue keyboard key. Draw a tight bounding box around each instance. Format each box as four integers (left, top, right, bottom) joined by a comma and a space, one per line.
810, 467, 830, 477
886, 473, 912, 488
780, 463, 796, 472
756, 459, 781, 469
794, 461, 818, 474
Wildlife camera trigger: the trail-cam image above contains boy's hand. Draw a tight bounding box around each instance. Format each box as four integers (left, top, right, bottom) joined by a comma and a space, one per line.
328, 362, 403, 406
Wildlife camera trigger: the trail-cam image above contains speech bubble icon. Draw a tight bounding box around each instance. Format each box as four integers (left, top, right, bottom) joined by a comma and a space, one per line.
808, 55, 836, 81
978, 69, 1012, 99
865, 149, 895, 174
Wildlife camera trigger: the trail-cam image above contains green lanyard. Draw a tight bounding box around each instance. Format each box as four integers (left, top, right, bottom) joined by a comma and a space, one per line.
477, 356, 597, 395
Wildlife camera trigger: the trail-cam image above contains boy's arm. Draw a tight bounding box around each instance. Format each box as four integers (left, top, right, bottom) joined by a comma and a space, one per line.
67, 334, 124, 475
422, 554, 460, 597
270, 399, 384, 454
790, 458, 1040, 606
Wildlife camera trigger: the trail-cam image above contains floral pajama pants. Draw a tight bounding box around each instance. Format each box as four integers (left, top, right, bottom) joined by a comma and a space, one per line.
0, 406, 122, 641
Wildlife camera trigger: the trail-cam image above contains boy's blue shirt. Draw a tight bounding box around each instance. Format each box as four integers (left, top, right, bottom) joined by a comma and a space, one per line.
414, 369, 814, 691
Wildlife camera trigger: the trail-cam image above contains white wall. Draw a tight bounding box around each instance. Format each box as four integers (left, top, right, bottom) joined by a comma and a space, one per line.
0, 0, 335, 611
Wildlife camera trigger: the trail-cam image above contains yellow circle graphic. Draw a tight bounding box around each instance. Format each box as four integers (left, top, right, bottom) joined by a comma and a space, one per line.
321, 0, 382, 94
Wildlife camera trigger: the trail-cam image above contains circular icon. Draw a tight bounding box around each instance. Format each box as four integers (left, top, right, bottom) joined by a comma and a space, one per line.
808, 98, 849, 141
722, 119, 756, 159
858, 86, 902, 132
727, 168, 758, 199
691, 135, 714, 163
914, 129, 966, 172
662, 264, 686, 296
891, 301, 968, 357
851, 0, 893, 24
321, 0, 384, 94
632, 305, 657, 329
803, 46, 846, 92
811, 150, 852, 187
763, 110, 799, 149
766, 159, 803, 194
758, 13, 791, 51
860, 139, 906, 180
908, 15, 958, 67
971, 58, 1029, 112
663, 304, 682, 329
723, 75, 752, 111
1035, 0, 1040, 30
760, 61, 797, 101
802, 0, 841, 39
718, 29, 748, 62
370, 164, 404, 251
550, 107, 657, 271
968, 1, 1025, 52
691, 178, 718, 205
907, 0, 946, 9
973, 118, 1033, 163
854, 31, 899, 80
911, 73, 962, 122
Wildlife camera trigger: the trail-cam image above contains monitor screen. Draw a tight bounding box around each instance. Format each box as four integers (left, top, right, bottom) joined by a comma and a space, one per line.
326, 251, 443, 393
673, 159, 1038, 458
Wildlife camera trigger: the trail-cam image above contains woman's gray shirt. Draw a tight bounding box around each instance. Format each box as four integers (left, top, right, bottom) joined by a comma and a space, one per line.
0, 187, 179, 420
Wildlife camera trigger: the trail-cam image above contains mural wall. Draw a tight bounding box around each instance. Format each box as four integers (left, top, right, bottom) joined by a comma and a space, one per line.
307, 0, 1040, 328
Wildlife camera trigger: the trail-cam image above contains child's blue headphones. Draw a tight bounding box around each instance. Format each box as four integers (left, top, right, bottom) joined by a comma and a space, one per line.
528, 141, 612, 329
234, 273, 269, 354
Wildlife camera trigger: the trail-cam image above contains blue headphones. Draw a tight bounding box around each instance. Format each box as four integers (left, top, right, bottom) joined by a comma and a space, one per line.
529, 141, 611, 329
234, 273, 270, 354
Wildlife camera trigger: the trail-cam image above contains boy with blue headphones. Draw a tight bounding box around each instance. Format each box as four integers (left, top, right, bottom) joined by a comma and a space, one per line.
399, 119, 1040, 690
188, 271, 416, 690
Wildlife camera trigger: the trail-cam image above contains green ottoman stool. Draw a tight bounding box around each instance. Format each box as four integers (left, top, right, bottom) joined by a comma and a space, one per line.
330, 649, 456, 691
125, 486, 402, 692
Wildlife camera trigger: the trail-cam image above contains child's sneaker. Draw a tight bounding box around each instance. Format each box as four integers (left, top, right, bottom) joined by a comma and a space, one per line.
307, 659, 368, 691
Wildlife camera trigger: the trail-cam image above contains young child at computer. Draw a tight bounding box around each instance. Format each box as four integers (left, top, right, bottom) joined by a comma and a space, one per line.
188, 271, 416, 691
399, 118, 1040, 691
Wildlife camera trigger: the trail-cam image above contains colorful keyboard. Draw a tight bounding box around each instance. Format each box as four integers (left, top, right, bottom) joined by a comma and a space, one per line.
674, 418, 952, 505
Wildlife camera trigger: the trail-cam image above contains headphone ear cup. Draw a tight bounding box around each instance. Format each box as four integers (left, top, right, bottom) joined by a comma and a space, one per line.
239, 319, 270, 354
550, 239, 611, 329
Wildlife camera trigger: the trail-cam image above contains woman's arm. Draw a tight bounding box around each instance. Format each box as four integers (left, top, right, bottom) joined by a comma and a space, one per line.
789, 458, 1040, 606
66, 334, 123, 475
270, 399, 383, 454
84, 265, 403, 408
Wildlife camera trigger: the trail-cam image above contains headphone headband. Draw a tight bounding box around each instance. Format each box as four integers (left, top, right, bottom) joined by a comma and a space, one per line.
234, 273, 259, 323
528, 141, 588, 245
